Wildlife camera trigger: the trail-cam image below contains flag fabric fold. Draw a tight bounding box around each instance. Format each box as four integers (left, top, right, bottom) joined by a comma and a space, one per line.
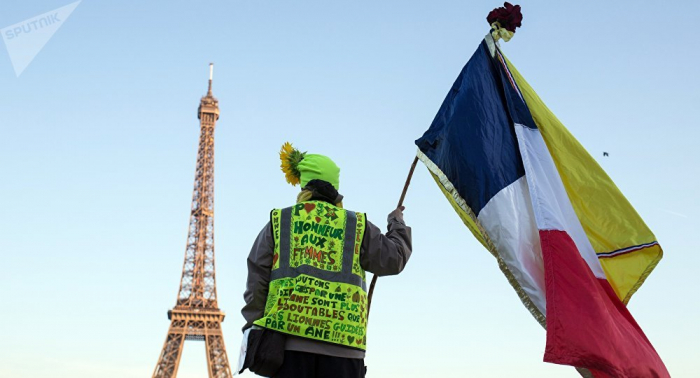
415, 35, 668, 377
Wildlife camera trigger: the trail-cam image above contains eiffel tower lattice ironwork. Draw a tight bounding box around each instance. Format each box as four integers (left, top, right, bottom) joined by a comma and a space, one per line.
152, 64, 233, 378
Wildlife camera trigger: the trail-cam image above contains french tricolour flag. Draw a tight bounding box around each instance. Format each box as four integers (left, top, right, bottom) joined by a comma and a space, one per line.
415, 35, 669, 377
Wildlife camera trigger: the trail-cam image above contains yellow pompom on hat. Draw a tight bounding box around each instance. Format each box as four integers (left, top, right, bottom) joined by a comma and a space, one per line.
279, 142, 340, 190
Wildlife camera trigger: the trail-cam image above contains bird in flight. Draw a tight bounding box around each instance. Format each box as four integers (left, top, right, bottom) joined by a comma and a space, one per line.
603, 152, 609, 157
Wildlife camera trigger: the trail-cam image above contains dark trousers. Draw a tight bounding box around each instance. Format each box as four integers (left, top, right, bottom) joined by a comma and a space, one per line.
273, 350, 366, 378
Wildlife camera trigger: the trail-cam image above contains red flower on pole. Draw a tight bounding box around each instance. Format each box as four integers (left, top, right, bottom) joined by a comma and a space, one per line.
487, 2, 523, 32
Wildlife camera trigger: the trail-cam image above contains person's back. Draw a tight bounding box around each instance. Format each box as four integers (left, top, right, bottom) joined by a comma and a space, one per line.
240, 143, 412, 378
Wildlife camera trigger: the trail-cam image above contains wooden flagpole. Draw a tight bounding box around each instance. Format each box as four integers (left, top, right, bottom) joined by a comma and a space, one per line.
366, 155, 419, 316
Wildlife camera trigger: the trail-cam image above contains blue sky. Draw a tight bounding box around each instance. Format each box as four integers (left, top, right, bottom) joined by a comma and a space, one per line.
1, 1, 698, 377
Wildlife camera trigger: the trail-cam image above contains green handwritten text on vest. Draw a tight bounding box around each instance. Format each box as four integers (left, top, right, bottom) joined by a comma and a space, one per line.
254, 202, 368, 350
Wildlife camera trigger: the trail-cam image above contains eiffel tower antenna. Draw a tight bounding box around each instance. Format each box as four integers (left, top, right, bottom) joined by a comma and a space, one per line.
208, 63, 214, 95
152, 64, 233, 378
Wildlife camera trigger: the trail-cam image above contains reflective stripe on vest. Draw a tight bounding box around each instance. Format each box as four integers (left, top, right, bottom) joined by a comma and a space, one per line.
253, 201, 369, 350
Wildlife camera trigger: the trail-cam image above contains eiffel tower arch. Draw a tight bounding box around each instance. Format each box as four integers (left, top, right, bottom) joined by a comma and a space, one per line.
152, 64, 233, 378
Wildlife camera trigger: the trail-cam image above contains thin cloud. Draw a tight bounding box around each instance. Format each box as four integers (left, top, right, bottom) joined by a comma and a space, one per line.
660, 209, 688, 219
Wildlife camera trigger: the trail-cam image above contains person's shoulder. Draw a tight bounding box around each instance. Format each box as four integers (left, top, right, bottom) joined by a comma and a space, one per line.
270, 204, 296, 212
343, 208, 368, 223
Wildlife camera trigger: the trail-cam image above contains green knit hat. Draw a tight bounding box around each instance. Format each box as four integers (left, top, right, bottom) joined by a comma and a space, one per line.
280, 143, 340, 190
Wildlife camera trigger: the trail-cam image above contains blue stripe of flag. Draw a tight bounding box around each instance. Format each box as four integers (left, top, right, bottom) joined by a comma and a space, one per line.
416, 41, 525, 216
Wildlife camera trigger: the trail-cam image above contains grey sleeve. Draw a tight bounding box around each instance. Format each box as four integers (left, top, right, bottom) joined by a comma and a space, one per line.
359, 214, 412, 276
241, 222, 274, 332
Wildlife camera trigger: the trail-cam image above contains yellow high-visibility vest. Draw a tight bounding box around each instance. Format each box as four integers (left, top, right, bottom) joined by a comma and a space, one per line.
254, 201, 369, 350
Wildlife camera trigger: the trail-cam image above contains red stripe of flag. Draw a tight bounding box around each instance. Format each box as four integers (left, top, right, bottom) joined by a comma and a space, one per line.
540, 230, 669, 378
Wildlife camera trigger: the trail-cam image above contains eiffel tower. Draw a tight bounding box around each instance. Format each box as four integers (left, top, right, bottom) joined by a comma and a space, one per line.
152, 64, 233, 378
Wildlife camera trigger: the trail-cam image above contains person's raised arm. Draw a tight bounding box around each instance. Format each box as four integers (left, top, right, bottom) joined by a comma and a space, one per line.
359, 207, 412, 276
